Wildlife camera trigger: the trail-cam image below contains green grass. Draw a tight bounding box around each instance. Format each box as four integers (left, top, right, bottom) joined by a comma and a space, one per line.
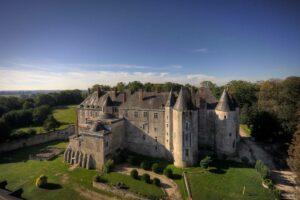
168, 160, 275, 200
101, 172, 165, 199
240, 124, 252, 137
0, 141, 118, 200
15, 105, 77, 134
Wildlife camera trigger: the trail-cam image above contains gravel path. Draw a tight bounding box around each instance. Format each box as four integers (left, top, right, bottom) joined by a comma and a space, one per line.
239, 128, 296, 199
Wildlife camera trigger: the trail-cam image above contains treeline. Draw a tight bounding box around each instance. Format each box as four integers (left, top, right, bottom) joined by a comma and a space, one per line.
0, 90, 84, 142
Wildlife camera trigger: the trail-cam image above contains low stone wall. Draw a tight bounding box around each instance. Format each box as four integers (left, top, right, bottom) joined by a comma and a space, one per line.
92, 181, 148, 200
0, 125, 75, 153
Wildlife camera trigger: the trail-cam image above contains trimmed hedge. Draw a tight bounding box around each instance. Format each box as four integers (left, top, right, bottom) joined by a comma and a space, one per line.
151, 163, 160, 173
163, 168, 173, 178
130, 169, 139, 179
141, 173, 151, 183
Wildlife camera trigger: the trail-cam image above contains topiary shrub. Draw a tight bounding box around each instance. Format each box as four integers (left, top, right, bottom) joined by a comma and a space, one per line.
140, 161, 151, 170
200, 156, 212, 169
103, 159, 114, 173
152, 177, 161, 187
130, 169, 139, 179
94, 175, 106, 183
163, 168, 173, 178
35, 175, 48, 188
151, 163, 160, 173
141, 173, 151, 183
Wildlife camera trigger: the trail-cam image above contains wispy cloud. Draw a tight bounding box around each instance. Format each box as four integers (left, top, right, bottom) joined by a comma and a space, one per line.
194, 48, 208, 53
0, 68, 234, 90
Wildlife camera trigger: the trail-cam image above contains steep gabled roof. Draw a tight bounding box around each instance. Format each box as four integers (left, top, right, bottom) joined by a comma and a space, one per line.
165, 88, 175, 107
215, 89, 230, 111
102, 95, 113, 107
173, 87, 194, 111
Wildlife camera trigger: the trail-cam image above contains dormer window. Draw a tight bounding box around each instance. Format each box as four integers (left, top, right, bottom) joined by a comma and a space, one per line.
224, 115, 227, 119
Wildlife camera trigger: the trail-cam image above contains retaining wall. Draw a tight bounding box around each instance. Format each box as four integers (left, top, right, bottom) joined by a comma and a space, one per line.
0, 125, 75, 153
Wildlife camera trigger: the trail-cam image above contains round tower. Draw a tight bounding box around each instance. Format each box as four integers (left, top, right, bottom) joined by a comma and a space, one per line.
173, 87, 198, 167
164, 89, 175, 159
215, 89, 238, 156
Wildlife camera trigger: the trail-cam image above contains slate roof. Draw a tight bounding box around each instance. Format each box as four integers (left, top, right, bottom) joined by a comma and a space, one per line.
215, 89, 238, 111
165, 88, 176, 107
173, 87, 194, 111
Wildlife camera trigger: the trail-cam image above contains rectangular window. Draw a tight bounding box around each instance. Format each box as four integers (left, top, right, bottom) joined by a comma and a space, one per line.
185, 149, 189, 157
143, 112, 148, 118
134, 111, 138, 118
154, 113, 158, 119
166, 123, 168, 128
113, 107, 118, 113
185, 134, 188, 142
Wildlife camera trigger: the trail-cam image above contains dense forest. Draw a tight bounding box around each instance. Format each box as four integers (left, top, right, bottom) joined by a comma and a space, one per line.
0, 90, 84, 142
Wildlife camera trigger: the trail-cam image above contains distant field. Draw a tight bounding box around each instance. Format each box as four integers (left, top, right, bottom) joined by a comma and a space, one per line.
15, 105, 77, 134
168, 160, 275, 200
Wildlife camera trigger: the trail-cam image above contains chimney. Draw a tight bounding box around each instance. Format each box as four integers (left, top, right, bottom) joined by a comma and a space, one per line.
88, 88, 91, 95
114, 87, 117, 98
138, 89, 144, 101
97, 87, 101, 98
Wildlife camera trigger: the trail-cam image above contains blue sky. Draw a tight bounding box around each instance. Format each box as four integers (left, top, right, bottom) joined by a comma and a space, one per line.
0, 0, 299, 90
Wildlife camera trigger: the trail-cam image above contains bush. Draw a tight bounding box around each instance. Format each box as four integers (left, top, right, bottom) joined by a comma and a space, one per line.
263, 179, 273, 189
200, 156, 212, 169
151, 163, 160, 173
272, 188, 281, 200
163, 168, 173, 178
140, 161, 151, 170
43, 115, 60, 131
255, 160, 270, 179
130, 169, 139, 179
35, 175, 48, 188
103, 159, 114, 173
27, 128, 37, 136
141, 173, 151, 183
152, 177, 161, 187
94, 175, 106, 183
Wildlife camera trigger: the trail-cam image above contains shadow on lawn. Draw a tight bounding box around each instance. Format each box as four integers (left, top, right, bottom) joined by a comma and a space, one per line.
41, 183, 63, 190
209, 168, 226, 174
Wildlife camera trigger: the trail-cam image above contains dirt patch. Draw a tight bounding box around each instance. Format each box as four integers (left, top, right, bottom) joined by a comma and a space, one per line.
75, 186, 119, 200
61, 173, 70, 184
68, 165, 77, 171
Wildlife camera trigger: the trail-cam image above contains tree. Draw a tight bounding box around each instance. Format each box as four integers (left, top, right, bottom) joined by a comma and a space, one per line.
32, 105, 51, 125
0, 119, 11, 143
22, 99, 35, 109
116, 82, 126, 92
200, 156, 212, 169
127, 81, 143, 92
200, 81, 222, 99
288, 114, 300, 185
43, 115, 60, 131
103, 159, 114, 173
35, 94, 56, 107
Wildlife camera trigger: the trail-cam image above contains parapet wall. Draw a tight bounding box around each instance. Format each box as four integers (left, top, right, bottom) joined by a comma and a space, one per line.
0, 125, 75, 153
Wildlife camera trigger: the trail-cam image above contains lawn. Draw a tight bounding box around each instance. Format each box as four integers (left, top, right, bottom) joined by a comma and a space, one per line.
101, 172, 165, 199
0, 141, 117, 200
168, 160, 275, 200
0, 141, 165, 200
240, 124, 251, 137
15, 105, 77, 134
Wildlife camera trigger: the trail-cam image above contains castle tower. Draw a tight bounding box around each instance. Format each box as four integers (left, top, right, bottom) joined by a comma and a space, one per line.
173, 87, 198, 167
165, 88, 175, 159
215, 89, 238, 156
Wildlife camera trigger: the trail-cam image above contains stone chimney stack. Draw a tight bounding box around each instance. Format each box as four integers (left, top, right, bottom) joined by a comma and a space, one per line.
114, 88, 117, 98
138, 89, 144, 101
97, 87, 101, 98
88, 88, 91, 95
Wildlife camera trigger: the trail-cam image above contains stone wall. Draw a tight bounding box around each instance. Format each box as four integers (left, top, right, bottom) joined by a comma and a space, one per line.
0, 125, 75, 153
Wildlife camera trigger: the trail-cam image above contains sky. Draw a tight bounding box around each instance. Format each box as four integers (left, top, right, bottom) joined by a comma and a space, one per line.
0, 0, 300, 90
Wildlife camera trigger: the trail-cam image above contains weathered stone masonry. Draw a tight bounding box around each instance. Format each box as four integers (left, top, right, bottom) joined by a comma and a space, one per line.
65, 85, 239, 169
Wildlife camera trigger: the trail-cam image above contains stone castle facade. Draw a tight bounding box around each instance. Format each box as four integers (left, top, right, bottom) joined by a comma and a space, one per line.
64, 85, 240, 169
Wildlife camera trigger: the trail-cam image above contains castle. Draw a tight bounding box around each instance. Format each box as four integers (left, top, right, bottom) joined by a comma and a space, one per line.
64, 85, 240, 169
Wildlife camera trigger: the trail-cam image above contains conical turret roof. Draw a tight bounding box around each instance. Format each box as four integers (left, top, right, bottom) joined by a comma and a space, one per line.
174, 87, 194, 111
216, 89, 230, 111
165, 88, 175, 107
